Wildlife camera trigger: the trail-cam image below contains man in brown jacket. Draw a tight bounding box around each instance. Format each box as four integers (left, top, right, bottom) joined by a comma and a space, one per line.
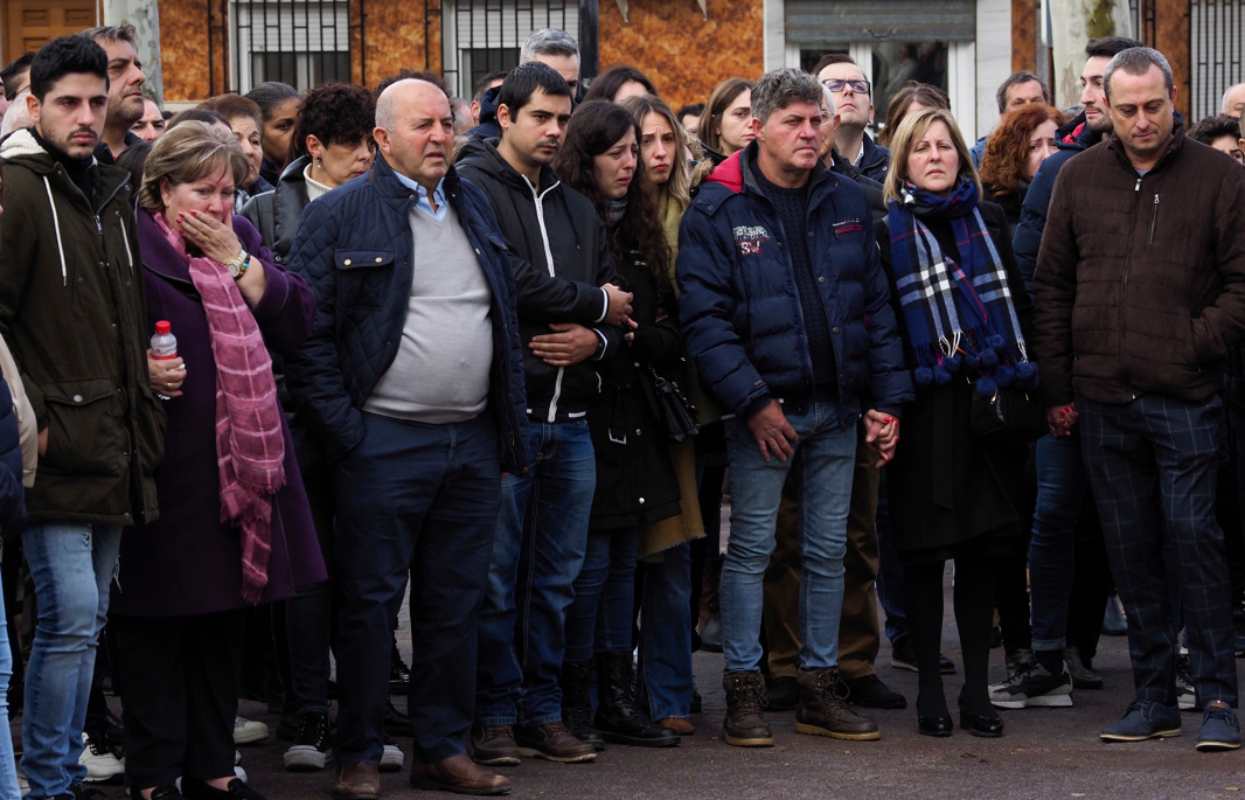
1033, 46, 1245, 753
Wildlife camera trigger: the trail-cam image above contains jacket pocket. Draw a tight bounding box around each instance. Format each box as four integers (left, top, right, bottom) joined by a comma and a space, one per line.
334, 249, 396, 308
40, 379, 126, 476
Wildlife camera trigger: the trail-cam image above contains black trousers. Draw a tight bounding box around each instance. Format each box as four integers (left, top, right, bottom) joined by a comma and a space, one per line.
112, 610, 243, 789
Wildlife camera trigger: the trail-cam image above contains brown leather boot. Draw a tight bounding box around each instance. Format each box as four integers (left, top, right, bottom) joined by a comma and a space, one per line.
513, 722, 596, 763
334, 761, 380, 800
470, 725, 520, 767
410, 753, 512, 796
795, 667, 881, 741
721, 671, 773, 747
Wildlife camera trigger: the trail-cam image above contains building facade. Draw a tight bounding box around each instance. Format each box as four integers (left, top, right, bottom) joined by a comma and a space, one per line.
2, 0, 1239, 137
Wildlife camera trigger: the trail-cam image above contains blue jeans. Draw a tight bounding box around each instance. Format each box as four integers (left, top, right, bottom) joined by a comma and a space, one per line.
0, 567, 18, 800
477, 421, 595, 728
722, 401, 858, 673
1080, 395, 1238, 707
565, 528, 639, 662
333, 413, 500, 764
1027, 433, 1089, 653
21, 523, 121, 798
641, 543, 693, 720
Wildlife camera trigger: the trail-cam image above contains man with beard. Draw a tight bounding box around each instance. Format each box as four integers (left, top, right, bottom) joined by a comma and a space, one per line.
0, 35, 165, 799
84, 25, 146, 161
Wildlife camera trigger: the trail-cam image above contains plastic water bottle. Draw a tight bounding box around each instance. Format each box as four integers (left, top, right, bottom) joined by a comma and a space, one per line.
151, 320, 178, 400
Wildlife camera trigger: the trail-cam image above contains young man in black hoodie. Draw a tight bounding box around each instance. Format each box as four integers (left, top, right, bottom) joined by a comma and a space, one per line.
457, 62, 624, 765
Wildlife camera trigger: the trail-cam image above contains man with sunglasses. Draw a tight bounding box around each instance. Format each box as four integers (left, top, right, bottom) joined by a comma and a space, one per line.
813, 54, 889, 182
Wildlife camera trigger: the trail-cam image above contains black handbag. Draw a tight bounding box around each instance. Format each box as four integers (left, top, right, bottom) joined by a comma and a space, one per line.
647, 366, 699, 443
969, 387, 1046, 441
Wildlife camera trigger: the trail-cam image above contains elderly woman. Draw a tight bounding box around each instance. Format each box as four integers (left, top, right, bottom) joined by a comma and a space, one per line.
110, 121, 325, 800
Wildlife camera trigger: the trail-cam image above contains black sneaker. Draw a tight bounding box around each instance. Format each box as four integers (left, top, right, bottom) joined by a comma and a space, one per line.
389, 641, 412, 695
891, 637, 956, 675
1177, 652, 1197, 711
845, 674, 907, 710
283, 710, 333, 772
989, 662, 1073, 709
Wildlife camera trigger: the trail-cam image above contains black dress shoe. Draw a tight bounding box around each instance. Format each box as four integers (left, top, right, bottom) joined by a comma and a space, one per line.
959, 709, 1004, 738
917, 714, 953, 737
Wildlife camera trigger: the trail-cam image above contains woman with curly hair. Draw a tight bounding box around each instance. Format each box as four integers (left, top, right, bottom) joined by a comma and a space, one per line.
239, 83, 377, 774
979, 104, 1063, 227
555, 100, 683, 749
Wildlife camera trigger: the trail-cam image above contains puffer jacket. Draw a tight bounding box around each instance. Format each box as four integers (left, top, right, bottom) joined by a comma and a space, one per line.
283, 154, 529, 471
0, 128, 165, 525
676, 143, 913, 420
1033, 124, 1245, 407
241, 155, 312, 264
456, 137, 622, 422
854, 132, 891, 184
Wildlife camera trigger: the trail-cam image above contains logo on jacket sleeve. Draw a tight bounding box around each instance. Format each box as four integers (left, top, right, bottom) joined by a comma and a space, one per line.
733, 225, 771, 256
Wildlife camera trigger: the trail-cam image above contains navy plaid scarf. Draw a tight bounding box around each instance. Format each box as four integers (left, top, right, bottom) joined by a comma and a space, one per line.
885, 177, 1037, 394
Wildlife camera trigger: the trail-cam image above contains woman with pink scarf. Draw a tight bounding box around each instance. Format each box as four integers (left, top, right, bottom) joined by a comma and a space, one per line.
110, 121, 325, 800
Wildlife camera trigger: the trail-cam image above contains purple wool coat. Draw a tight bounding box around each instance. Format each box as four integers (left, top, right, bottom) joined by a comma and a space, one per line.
111, 208, 327, 618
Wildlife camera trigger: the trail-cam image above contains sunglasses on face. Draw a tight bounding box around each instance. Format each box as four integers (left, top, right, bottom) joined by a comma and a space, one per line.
822, 79, 871, 95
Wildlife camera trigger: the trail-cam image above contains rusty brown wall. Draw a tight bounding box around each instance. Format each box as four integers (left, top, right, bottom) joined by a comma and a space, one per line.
357, 0, 442, 88
598, 0, 764, 112
162, 0, 228, 101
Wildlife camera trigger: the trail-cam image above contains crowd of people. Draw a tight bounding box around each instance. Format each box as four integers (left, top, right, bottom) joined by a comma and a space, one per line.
0, 19, 1242, 800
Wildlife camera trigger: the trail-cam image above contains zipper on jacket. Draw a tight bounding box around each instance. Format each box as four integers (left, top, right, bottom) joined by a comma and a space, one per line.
523, 174, 570, 424
1148, 193, 1160, 245
1134, 177, 1142, 192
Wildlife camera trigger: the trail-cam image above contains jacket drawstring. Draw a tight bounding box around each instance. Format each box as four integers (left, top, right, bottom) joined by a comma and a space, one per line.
42, 176, 69, 287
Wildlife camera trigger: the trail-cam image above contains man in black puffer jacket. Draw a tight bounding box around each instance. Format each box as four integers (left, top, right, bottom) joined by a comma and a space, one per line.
456, 62, 624, 766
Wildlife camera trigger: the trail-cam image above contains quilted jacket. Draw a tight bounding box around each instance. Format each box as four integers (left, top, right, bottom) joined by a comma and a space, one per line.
283, 154, 530, 471
676, 144, 912, 421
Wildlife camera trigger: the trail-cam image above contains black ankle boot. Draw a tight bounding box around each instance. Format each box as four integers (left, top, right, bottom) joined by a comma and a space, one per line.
560, 659, 605, 751
593, 652, 679, 748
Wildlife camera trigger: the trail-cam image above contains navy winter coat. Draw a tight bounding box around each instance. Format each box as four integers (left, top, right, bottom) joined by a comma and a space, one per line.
283, 155, 530, 472
676, 145, 913, 421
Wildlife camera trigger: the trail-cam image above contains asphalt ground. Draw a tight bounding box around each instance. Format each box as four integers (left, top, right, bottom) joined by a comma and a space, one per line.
82, 583, 1245, 800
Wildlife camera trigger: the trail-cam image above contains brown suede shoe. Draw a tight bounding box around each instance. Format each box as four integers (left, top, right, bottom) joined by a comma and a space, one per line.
334, 761, 380, 800
658, 717, 696, 736
410, 753, 512, 796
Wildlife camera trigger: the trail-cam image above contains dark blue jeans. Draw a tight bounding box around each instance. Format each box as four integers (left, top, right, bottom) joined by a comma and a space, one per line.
333, 413, 500, 765
565, 528, 639, 662
476, 420, 595, 728
1027, 433, 1089, 653
641, 543, 694, 720
874, 485, 908, 645
1079, 395, 1238, 708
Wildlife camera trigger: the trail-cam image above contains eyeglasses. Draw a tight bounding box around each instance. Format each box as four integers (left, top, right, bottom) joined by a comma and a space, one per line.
822, 78, 871, 95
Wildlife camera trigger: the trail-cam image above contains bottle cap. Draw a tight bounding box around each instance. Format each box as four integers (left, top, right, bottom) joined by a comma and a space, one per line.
155, 320, 171, 335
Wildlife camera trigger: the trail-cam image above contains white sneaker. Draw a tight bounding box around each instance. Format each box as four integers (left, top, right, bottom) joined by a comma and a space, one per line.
233, 715, 270, 745
379, 741, 404, 772
79, 732, 124, 783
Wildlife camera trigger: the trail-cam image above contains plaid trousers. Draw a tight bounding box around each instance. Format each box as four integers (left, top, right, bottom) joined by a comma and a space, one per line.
1079, 394, 1238, 708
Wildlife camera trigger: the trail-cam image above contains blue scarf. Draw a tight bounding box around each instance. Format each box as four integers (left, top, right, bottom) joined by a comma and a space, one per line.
885, 176, 1037, 396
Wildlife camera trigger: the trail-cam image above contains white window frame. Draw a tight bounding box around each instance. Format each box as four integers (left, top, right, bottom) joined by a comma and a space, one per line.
441, 0, 580, 100
228, 0, 351, 94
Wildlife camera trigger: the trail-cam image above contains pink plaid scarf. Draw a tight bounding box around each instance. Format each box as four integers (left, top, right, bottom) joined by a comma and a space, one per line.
156, 213, 285, 604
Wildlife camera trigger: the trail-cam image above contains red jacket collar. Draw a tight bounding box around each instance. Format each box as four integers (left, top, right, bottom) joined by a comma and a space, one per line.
706, 149, 745, 194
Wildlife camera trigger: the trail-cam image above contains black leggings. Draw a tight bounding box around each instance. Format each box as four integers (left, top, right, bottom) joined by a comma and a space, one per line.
904, 548, 997, 716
